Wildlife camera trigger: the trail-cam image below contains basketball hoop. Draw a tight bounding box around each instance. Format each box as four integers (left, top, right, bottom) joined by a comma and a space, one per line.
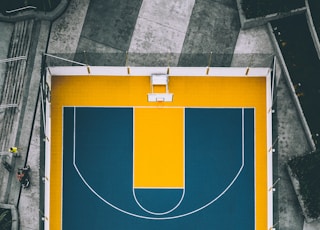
148, 74, 173, 102
148, 93, 173, 102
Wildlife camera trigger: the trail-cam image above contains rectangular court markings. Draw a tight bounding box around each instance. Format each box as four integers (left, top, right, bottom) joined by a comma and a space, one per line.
134, 107, 184, 188
63, 106, 253, 229
47, 67, 272, 230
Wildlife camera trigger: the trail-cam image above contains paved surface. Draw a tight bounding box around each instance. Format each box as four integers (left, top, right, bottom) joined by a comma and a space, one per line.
0, 0, 318, 229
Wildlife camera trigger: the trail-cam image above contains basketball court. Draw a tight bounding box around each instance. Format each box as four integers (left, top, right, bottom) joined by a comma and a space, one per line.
44, 66, 273, 229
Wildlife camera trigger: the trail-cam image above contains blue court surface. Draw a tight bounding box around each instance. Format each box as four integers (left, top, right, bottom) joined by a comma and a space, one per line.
62, 107, 255, 229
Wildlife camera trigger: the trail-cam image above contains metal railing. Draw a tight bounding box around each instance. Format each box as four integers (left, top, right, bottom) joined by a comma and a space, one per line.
0, 104, 18, 109
43, 53, 86, 66
5, 6, 37, 14
43, 52, 275, 68
0, 56, 27, 63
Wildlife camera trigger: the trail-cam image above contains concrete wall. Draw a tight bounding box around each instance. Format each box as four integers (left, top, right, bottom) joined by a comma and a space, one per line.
236, 0, 306, 30
305, 0, 320, 60
266, 23, 316, 151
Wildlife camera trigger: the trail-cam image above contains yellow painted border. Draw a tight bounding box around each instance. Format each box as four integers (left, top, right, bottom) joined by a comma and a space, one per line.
50, 75, 268, 229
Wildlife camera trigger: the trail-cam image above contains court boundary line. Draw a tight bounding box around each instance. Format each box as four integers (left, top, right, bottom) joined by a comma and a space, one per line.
70, 107, 248, 220
64, 105, 254, 109
254, 108, 257, 229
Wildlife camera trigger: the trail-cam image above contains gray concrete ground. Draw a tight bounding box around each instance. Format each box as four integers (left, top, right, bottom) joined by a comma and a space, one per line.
0, 0, 318, 229
129, 0, 195, 54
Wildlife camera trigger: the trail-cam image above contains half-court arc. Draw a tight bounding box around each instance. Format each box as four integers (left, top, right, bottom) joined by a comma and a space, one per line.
132, 188, 185, 215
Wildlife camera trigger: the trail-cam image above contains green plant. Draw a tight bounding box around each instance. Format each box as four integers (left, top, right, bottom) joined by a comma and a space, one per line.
1, 0, 61, 14
241, 0, 305, 18
0, 209, 12, 230
288, 151, 320, 219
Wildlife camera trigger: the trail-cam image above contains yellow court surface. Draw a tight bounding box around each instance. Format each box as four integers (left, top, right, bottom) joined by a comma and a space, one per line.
134, 107, 184, 188
46, 67, 272, 230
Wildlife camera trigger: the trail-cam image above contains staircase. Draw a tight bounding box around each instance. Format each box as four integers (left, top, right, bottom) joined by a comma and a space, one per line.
0, 19, 34, 203
0, 19, 34, 150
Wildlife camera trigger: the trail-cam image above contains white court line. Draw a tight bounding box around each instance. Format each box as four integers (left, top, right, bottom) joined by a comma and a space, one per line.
71, 107, 246, 220
132, 188, 185, 216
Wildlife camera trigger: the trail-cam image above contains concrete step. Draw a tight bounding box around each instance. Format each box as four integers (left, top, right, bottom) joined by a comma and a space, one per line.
0, 19, 33, 151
